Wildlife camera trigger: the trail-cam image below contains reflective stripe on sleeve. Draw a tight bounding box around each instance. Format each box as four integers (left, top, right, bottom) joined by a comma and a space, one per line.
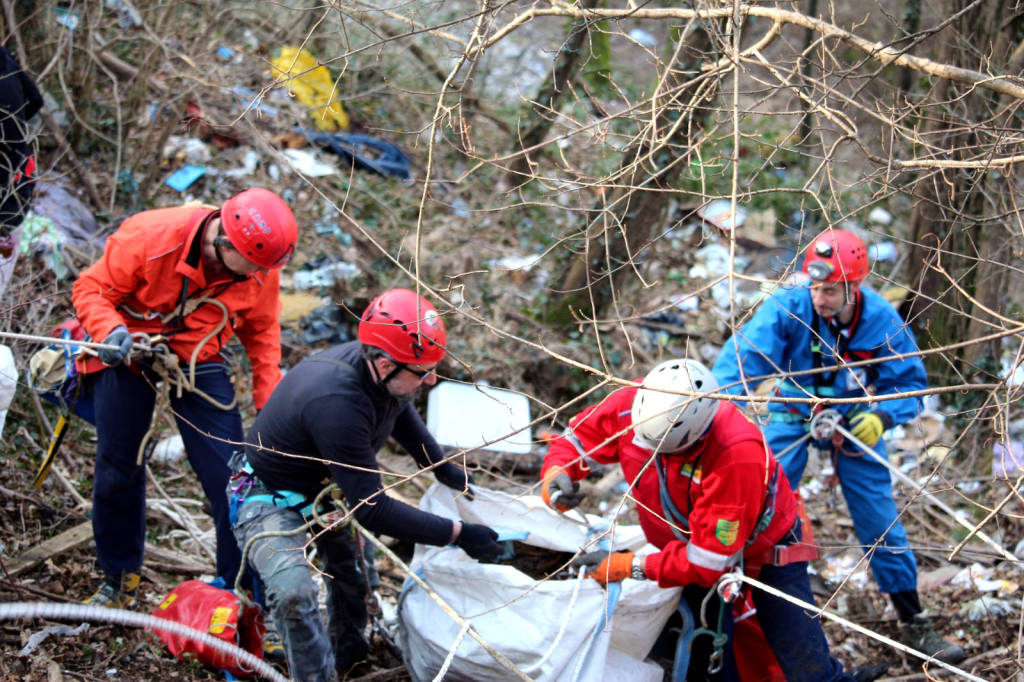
686, 542, 742, 571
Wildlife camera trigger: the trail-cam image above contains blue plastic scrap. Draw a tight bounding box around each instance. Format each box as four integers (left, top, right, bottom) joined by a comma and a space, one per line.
165, 165, 206, 191
296, 128, 411, 179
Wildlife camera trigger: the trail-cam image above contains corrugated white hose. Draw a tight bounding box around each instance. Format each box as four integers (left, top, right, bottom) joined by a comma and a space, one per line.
727, 573, 986, 682
0, 602, 289, 682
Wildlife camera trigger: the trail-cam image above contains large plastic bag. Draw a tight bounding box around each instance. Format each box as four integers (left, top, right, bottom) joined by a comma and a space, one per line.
397, 485, 680, 682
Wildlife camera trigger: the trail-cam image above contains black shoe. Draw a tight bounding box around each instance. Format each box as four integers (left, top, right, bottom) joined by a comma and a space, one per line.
849, 663, 889, 681
900, 615, 965, 664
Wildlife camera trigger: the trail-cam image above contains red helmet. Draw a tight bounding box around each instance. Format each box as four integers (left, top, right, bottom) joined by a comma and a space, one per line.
358, 289, 447, 364
220, 188, 297, 269
802, 228, 868, 283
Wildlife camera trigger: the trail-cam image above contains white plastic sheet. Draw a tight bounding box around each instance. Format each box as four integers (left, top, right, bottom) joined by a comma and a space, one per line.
397, 486, 679, 682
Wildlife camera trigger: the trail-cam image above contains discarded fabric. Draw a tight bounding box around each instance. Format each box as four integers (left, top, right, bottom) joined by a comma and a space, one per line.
297, 128, 411, 179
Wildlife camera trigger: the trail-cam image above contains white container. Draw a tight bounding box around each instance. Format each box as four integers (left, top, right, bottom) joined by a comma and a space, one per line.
426, 381, 533, 454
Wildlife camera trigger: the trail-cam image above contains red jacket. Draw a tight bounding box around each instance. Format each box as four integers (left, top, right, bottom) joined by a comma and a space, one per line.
542, 386, 797, 588
72, 205, 283, 408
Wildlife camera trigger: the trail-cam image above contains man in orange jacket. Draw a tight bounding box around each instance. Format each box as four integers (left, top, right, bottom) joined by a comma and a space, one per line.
72, 187, 297, 607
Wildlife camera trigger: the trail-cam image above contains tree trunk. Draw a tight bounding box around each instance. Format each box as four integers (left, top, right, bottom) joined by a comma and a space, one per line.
546, 19, 721, 326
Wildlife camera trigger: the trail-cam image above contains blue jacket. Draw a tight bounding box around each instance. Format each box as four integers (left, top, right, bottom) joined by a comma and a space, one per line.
712, 284, 926, 425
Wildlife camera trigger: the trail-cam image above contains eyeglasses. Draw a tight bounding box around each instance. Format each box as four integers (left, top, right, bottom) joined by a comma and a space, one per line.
399, 363, 437, 380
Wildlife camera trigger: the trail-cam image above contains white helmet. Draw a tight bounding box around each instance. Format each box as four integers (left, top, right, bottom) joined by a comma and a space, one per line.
631, 359, 720, 453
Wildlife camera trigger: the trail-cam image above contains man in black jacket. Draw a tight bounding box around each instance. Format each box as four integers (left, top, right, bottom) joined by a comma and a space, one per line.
228, 288, 500, 682
0, 45, 42, 288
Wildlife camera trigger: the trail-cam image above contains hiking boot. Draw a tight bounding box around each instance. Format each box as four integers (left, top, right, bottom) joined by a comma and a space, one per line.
849, 663, 889, 681
84, 572, 141, 609
900, 615, 965, 664
262, 626, 286, 665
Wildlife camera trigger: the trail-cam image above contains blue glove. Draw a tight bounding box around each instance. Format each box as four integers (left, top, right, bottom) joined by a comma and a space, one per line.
98, 325, 133, 366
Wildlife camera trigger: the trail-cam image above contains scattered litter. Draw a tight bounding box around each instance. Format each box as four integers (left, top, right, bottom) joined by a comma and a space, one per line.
231, 86, 278, 118
162, 136, 211, 165
270, 46, 349, 131
19, 622, 90, 656
216, 46, 235, 61
299, 304, 354, 346
697, 199, 748, 231
691, 243, 733, 277
960, 596, 1015, 620
152, 434, 185, 465
19, 213, 69, 279
917, 565, 961, 591
670, 293, 699, 312
450, 197, 470, 217
999, 438, 1024, 475
868, 241, 898, 263
31, 182, 102, 249
219, 148, 260, 179
292, 256, 359, 290
628, 28, 658, 49
278, 292, 326, 325
819, 554, 871, 589
867, 207, 893, 227
104, 0, 142, 27
55, 8, 79, 30
951, 563, 994, 588
282, 148, 338, 177
298, 129, 411, 180
165, 165, 206, 191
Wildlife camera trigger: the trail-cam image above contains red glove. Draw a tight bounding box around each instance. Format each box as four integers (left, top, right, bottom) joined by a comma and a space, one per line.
572, 551, 636, 586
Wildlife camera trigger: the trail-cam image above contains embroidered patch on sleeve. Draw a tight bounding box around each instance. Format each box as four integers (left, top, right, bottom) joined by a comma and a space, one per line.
714, 518, 739, 546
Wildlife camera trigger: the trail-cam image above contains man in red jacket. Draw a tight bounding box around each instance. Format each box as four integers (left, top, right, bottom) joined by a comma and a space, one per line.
541, 359, 855, 681
72, 187, 296, 607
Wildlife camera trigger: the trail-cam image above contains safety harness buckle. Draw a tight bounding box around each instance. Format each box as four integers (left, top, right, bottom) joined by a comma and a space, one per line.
772, 541, 820, 565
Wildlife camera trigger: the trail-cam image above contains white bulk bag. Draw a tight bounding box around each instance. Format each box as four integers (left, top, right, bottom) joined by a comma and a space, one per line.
0, 345, 17, 436
397, 485, 680, 682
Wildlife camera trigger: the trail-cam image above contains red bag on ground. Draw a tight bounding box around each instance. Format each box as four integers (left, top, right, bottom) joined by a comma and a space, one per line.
149, 579, 266, 677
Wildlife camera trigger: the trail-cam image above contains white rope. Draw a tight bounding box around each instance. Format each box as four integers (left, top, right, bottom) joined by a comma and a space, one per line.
432, 621, 472, 682
731, 572, 987, 682
0, 601, 288, 682
522, 566, 587, 674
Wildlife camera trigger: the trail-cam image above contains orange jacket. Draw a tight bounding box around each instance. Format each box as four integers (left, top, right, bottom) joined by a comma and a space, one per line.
72, 205, 283, 408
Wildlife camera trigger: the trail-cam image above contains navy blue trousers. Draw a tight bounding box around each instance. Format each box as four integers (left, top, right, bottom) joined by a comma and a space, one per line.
91, 362, 242, 581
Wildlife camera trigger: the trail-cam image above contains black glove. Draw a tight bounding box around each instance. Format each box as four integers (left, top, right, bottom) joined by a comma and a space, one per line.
98, 325, 133, 366
454, 522, 501, 563
542, 469, 585, 511
435, 464, 475, 500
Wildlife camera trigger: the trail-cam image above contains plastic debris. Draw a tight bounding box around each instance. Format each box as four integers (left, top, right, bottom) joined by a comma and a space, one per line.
670, 293, 699, 312
270, 46, 349, 131
55, 8, 79, 30
163, 136, 212, 165
960, 596, 1015, 620
104, 0, 142, 27
19, 213, 69, 279
292, 257, 359, 289
220, 148, 260, 179
298, 129, 411, 180
282, 148, 338, 177
868, 241, 898, 262
231, 86, 278, 118
216, 46, 235, 61
992, 441, 1024, 478
628, 28, 658, 49
867, 207, 893, 227
298, 304, 354, 346
152, 434, 185, 464
697, 199, 748, 231
165, 165, 206, 191
19, 622, 90, 656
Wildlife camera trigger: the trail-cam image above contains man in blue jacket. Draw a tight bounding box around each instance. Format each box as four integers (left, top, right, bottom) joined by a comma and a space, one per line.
713, 228, 964, 664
